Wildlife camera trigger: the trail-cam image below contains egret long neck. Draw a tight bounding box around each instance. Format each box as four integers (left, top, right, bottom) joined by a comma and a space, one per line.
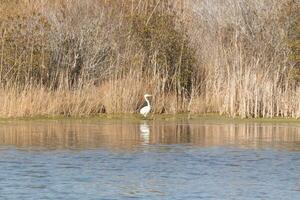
144, 96, 150, 107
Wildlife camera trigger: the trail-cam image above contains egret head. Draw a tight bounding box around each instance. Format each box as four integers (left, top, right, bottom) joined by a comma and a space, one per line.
144, 94, 152, 98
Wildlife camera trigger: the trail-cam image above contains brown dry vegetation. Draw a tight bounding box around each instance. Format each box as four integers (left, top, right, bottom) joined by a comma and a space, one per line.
0, 0, 299, 118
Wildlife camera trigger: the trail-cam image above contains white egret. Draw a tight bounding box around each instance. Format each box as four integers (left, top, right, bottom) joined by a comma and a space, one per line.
140, 94, 152, 117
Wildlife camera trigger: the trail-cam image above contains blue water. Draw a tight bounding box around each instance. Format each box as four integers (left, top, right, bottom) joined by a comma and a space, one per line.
0, 121, 299, 199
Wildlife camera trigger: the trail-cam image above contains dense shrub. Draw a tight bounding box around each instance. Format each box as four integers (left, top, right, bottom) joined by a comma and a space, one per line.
131, 12, 195, 94
288, 17, 300, 83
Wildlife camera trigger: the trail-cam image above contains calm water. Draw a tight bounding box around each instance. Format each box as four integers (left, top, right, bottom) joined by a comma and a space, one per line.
0, 119, 299, 200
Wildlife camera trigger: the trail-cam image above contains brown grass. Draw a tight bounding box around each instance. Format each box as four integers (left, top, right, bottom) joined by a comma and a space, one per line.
0, 0, 299, 118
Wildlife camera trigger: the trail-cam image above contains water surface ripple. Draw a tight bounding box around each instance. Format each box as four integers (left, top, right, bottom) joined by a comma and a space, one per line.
0, 120, 299, 200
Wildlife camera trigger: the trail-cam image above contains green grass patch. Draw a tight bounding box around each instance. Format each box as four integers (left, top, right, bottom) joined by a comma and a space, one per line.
0, 113, 299, 124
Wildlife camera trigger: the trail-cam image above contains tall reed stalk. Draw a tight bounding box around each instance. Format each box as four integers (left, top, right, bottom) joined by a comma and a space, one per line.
0, 0, 299, 118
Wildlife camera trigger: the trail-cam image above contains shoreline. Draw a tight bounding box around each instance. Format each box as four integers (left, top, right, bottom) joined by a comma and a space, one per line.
0, 113, 299, 124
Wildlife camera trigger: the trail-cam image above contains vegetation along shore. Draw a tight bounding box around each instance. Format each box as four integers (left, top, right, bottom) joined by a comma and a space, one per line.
0, 0, 299, 119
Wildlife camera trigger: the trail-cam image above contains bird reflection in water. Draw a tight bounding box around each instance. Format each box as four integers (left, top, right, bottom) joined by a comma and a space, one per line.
139, 122, 150, 145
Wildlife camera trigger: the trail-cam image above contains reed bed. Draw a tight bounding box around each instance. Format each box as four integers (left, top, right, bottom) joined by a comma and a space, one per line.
0, 0, 299, 118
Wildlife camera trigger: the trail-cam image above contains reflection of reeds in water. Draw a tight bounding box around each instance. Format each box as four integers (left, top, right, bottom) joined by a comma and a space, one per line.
150, 122, 300, 150
0, 120, 299, 151
0, 121, 142, 150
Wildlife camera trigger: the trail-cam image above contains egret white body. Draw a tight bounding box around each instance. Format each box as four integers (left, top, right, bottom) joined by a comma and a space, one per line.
140, 94, 152, 117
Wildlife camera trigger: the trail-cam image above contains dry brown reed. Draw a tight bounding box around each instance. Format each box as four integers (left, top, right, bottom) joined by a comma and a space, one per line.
0, 0, 299, 118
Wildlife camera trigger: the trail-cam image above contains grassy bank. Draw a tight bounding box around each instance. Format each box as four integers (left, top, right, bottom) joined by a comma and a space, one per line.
0, 0, 300, 118
0, 113, 299, 125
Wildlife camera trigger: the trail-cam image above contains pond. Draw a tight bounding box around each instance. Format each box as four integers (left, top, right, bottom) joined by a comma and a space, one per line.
0, 119, 299, 199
